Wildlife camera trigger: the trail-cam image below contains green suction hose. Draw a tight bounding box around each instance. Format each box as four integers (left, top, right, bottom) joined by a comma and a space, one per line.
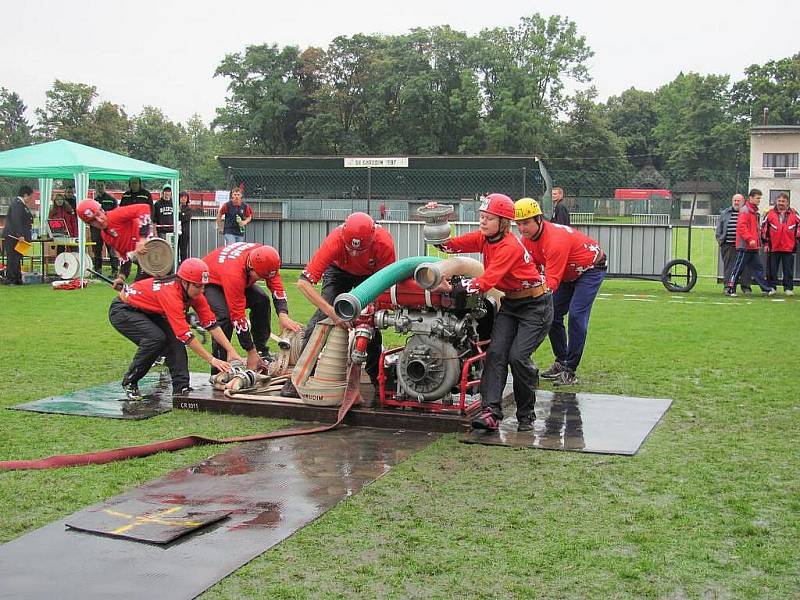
333, 256, 442, 320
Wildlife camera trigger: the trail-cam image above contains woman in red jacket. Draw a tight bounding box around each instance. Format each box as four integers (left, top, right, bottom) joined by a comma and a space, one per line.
435, 193, 553, 432
761, 192, 799, 295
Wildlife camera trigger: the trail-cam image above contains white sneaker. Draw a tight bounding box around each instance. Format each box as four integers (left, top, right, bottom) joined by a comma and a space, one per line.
767, 289, 776, 296
785, 290, 794, 296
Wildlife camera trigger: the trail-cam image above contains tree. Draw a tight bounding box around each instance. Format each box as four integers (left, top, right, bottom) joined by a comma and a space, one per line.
0, 88, 32, 150
185, 115, 226, 189
35, 80, 97, 142
82, 101, 130, 154
127, 106, 192, 176
214, 43, 313, 154
732, 53, 800, 126
653, 72, 747, 180
605, 88, 661, 170
476, 13, 593, 153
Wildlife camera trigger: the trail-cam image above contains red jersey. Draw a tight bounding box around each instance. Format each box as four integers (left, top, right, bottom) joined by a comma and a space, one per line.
49, 204, 78, 237
761, 208, 799, 253
439, 230, 542, 293
736, 201, 761, 250
302, 226, 396, 284
101, 204, 151, 263
520, 222, 604, 292
121, 277, 217, 344
203, 242, 289, 334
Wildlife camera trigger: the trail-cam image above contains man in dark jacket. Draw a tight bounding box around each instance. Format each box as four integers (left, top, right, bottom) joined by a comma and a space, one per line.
715, 194, 752, 294
550, 187, 571, 225
153, 185, 175, 239
3, 185, 34, 285
91, 181, 120, 275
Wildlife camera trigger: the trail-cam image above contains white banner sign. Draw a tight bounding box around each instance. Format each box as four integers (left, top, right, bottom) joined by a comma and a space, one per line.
215, 190, 230, 205
344, 157, 408, 168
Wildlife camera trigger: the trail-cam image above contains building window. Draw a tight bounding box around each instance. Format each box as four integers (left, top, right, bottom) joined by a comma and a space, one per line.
769, 190, 790, 206
762, 153, 799, 168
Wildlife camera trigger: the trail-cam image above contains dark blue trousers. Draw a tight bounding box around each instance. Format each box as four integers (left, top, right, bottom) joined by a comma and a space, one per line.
728, 250, 772, 292
767, 252, 795, 290
549, 267, 605, 372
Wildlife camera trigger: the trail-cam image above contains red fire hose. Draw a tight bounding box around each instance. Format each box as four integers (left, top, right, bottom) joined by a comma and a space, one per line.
0, 365, 363, 471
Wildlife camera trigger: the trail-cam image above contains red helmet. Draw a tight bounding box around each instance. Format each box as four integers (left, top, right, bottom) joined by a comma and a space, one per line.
479, 193, 515, 220
249, 245, 281, 278
77, 199, 102, 223
177, 258, 210, 285
341, 212, 376, 253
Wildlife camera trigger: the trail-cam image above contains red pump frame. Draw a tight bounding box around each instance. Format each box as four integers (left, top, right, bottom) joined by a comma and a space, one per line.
377, 340, 488, 415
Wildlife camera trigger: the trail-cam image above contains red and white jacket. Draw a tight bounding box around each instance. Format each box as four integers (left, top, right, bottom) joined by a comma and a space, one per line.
520, 222, 604, 292
438, 230, 543, 293
121, 277, 218, 344
204, 243, 289, 335
736, 201, 762, 250
101, 204, 151, 263
301, 226, 396, 284
761, 208, 800, 253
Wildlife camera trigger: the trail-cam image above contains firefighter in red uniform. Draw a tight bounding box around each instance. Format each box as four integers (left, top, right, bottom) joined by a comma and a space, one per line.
760, 191, 799, 295
434, 194, 553, 432
515, 197, 606, 386
202, 242, 303, 372
108, 258, 242, 400
77, 199, 153, 288
281, 212, 396, 398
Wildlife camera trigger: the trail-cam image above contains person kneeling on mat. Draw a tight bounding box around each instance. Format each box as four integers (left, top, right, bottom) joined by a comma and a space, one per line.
433, 193, 553, 432
109, 258, 242, 400
203, 243, 303, 373
515, 197, 606, 386
77, 198, 153, 289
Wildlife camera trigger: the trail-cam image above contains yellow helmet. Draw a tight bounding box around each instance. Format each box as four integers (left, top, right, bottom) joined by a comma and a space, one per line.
514, 197, 542, 221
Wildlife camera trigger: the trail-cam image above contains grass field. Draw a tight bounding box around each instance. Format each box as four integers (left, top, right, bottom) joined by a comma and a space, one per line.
1, 269, 798, 599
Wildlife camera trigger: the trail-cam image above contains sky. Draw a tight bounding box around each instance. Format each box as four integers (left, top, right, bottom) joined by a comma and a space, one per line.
2, 0, 798, 126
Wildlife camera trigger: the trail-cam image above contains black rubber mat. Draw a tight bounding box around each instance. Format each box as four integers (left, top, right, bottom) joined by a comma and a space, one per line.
461, 390, 671, 455
8, 372, 211, 420
66, 501, 231, 544
0, 427, 437, 600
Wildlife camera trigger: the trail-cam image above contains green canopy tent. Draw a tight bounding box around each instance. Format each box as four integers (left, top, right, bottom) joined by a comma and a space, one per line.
0, 139, 180, 284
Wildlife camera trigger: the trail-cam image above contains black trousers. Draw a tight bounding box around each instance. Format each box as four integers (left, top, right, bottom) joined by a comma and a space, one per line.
108, 299, 190, 393
767, 252, 795, 290
300, 265, 382, 382
178, 232, 190, 264
480, 294, 553, 421
4, 245, 23, 284
90, 227, 119, 273
205, 283, 272, 368
720, 244, 751, 291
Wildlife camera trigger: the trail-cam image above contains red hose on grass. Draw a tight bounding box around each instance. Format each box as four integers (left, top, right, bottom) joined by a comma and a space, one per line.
0, 366, 362, 471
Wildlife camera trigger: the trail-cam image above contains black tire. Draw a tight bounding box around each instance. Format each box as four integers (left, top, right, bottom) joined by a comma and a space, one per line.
661, 259, 698, 293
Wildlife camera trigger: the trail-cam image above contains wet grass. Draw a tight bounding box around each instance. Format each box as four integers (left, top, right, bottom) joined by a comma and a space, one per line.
1, 272, 798, 599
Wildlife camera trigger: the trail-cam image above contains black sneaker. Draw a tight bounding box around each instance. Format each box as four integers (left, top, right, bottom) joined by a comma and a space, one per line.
153, 356, 166, 366
123, 383, 143, 401
552, 369, 578, 386
541, 362, 565, 379
724, 288, 737, 298
517, 418, 534, 432
174, 386, 194, 396
471, 408, 500, 431
280, 380, 300, 398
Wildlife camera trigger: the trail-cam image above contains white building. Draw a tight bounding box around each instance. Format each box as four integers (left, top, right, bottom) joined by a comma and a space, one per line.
749, 125, 800, 208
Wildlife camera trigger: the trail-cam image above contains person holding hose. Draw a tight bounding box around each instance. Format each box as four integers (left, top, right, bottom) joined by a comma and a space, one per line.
281, 212, 396, 398
109, 258, 241, 400
433, 193, 553, 432
514, 197, 606, 386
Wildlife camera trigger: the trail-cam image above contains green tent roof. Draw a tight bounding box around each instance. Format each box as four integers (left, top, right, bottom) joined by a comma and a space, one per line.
0, 139, 178, 180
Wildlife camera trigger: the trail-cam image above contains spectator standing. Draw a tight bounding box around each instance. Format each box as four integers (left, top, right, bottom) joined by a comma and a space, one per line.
761, 192, 798, 296
2, 185, 34, 285
550, 187, 571, 226
153, 185, 175, 239
48, 193, 78, 253
216, 188, 252, 245
178, 191, 192, 263
63, 182, 77, 211
379, 201, 387, 220
726, 188, 776, 297
91, 181, 120, 276
716, 194, 752, 294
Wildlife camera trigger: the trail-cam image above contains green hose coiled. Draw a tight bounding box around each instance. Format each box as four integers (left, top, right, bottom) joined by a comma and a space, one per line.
333, 256, 442, 320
